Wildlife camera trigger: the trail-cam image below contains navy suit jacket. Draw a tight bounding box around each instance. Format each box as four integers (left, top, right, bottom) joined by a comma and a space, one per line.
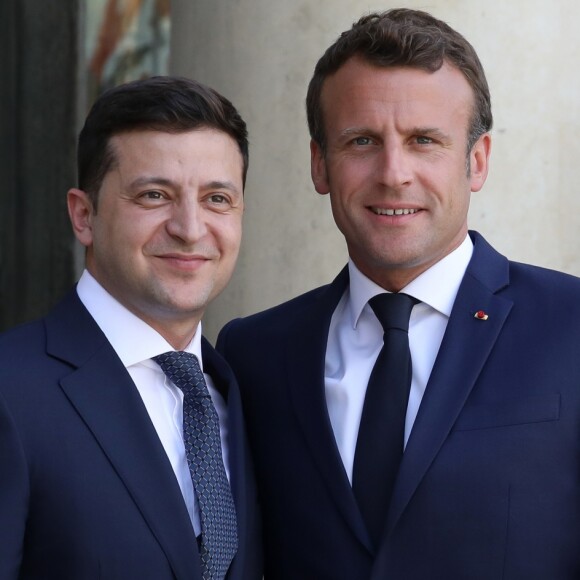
217, 232, 580, 579
0, 290, 262, 580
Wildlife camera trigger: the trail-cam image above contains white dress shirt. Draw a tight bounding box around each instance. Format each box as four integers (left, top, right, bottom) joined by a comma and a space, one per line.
76, 270, 230, 536
325, 236, 473, 482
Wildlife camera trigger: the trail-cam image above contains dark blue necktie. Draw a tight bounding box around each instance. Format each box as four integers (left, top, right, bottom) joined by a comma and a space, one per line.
352, 293, 418, 547
154, 351, 237, 580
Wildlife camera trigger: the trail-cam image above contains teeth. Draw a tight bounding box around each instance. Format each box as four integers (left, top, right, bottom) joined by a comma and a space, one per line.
372, 208, 418, 216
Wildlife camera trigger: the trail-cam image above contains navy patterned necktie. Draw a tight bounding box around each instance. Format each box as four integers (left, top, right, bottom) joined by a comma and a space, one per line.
352, 293, 418, 547
154, 351, 238, 580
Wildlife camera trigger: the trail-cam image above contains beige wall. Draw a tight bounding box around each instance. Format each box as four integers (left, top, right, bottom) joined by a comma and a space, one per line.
170, 0, 580, 342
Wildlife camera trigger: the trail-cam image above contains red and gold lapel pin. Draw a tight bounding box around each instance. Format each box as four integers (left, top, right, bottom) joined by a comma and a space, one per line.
474, 310, 489, 321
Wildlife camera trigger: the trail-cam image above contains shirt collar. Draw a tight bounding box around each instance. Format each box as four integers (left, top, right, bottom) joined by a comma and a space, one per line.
76, 270, 203, 369
348, 234, 474, 328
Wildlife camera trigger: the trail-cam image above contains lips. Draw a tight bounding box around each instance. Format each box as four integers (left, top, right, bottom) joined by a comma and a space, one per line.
154, 253, 214, 272
370, 207, 419, 216
158, 253, 210, 261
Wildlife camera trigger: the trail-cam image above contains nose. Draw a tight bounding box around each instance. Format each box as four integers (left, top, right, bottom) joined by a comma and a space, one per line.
165, 197, 207, 243
377, 142, 413, 189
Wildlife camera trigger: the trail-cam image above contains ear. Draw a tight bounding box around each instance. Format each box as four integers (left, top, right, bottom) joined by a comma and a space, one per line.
469, 132, 491, 193
67, 188, 95, 247
310, 139, 330, 195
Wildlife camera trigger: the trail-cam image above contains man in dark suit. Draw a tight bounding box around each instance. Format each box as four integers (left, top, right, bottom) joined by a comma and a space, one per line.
0, 76, 261, 579
217, 9, 580, 579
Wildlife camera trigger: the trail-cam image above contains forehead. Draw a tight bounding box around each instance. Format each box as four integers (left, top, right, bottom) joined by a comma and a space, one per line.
320, 57, 475, 134
110, 128, 240, 157
107, 128, 244, 178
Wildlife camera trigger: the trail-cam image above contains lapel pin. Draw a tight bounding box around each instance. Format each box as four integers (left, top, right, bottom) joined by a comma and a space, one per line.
474, 310, 489, 321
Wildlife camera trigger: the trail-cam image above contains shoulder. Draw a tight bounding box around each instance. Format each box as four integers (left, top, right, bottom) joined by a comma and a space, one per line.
0, 318, 47, 366
504, 260, 580, 322
469, 231, 580, 303
508, 259, 580, 289
0, 288, 97, 395
220, 282, 333, 342
0, 318, 53, 407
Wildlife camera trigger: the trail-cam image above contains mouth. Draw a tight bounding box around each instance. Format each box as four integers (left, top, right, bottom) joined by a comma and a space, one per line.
154, 253, 213, 272
159, 253, 210, 261
370, 207, 419, 216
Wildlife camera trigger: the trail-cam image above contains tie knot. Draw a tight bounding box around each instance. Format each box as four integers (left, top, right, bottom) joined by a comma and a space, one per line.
153, 351, 207, 396
369, 293, 417, 332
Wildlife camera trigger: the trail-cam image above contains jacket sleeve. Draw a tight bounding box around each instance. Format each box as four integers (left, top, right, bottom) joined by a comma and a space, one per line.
0, 391, 28, 579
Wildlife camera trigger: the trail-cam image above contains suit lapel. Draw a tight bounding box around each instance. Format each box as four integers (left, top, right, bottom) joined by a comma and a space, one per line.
201, 339, 256, 579
46, 291, 201, 580
385, 232, 514, 537
286, 268, 373, 552
202, 340, 247, 520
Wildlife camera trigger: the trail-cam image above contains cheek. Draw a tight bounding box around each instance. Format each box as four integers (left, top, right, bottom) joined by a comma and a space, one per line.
216, 218, 243, 252
330, 160, 363, 188
126, 217, 167, 247
229, 226, 243, 255
330, 191, 363, 226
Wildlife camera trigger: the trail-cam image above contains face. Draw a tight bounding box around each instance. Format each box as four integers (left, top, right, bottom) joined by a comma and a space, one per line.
68, 128, 244, 348
311, 57, 491, 291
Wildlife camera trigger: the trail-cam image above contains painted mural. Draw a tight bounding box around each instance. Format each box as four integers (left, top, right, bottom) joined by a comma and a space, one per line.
85, 0, 171, 97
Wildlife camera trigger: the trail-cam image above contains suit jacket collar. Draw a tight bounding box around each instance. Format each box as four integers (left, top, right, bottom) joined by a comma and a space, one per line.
45, 290, 202, 579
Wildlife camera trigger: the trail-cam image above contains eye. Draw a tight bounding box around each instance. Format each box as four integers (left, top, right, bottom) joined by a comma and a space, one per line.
141, 190, 165, 200
353, 136, 373, 146
415, 136, 434, 145
208, 193, 228, 204
136, 190, 169, 207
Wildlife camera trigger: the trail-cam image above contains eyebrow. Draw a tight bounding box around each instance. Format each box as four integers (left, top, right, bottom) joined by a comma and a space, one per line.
339, 127, 377, 138
411, 127, 451, 140
339, 126, 451, 141
129, 176, 176, 189
129, 177, 241, 195
204, 180, 241, 194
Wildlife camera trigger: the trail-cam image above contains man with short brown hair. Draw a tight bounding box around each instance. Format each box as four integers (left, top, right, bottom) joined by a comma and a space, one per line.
0, 76, 262, 580
218, 9, 580, 579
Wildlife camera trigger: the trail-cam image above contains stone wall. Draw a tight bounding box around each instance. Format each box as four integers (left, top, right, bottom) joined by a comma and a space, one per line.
170, 0, 580, 342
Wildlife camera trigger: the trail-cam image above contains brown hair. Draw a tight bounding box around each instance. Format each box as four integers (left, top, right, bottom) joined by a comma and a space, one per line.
306, 8, 492, 153
78, 76, 248, 210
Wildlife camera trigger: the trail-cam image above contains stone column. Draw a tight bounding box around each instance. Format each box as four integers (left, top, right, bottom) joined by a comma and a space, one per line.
170, 0, 580, 342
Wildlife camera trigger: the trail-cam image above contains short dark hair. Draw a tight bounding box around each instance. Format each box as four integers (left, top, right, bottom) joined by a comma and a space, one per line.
78, 76, 248, 209
306, 8, 492, 153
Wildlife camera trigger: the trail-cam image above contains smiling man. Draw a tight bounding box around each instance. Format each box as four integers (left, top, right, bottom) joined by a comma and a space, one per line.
0, 77, 261, 580
217, 9, 580, 579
